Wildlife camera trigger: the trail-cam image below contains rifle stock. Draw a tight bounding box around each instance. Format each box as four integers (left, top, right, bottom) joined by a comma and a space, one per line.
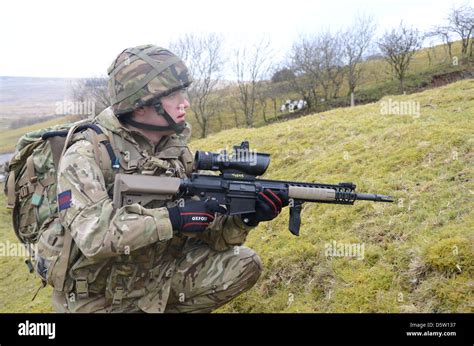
112, 174, 181, 208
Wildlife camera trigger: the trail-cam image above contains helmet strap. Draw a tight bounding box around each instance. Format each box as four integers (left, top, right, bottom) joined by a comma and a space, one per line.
118, 102, 185, 134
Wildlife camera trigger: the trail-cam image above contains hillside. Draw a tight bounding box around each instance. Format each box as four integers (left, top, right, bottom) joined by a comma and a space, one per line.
0, 77, 76, 126
0, 79, 472, 313
186, 40, 473, 139
0, 115, 76, 155
0, 40, 472, 138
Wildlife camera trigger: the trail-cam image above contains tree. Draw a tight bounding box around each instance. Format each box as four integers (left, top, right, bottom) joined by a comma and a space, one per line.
287, 35, 322, 109
319, 31, 345, 100
271, 68, 295, 83
71, 77, 111, 118
447, 4, 474, 61
287, 31, 345, 109
233, 38, 273, 127
341, 14, 376, 106
426, 26, 454, 63
170, 33, 225, 138
378, 22, 423, 93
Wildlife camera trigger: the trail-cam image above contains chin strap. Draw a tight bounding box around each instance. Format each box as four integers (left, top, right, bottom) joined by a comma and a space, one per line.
119, 102, 185, 134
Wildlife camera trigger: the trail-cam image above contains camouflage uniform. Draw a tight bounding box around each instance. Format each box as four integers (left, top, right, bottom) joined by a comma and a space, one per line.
52, 108, 262, 313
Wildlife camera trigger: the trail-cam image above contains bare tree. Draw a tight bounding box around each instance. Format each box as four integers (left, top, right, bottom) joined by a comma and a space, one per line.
426, 26, 455, 63
233, 38, 273, 127
256, 85, 269, 123
287, 35, 322, 109
170, 33, 225, 138
268, 77, 293, 118
85, 78, 111, 113
71, 77, 111, 118
447, 4, 474, 61
319, 32, 345, 100
378, 22, 423, 93
287, 31, 345, 109
342, 14, 376, 106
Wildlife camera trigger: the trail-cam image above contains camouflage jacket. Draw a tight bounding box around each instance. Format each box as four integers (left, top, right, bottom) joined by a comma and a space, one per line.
55, 107, 254, 312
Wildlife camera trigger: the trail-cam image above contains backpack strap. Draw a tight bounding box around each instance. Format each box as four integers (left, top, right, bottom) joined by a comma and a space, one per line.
6, 170, 16, 208
53, 228, 73, 292
47, 123, 119, 171
47, 136, 67, 169
52, 123, 119, 293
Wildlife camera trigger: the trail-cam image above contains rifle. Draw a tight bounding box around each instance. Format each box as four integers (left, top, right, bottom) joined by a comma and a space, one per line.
113, 141, 394, 236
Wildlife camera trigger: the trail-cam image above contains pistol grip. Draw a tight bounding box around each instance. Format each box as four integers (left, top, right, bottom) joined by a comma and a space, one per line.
289, 203, 302, 236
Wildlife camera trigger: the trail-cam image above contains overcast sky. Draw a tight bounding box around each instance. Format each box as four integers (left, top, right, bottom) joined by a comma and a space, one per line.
0, 0, 470, 78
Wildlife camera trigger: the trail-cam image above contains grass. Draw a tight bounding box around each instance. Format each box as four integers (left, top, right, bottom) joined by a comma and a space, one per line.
190, 79, 473, 313
185, 40, 473, 139
0, 115, 76, 154
0, 79, 472, 313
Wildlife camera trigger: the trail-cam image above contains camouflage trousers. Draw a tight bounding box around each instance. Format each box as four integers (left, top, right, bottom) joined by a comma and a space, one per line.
52, 241, 262, 313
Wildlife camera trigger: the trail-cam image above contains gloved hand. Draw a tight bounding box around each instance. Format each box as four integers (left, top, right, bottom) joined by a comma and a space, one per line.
242, 189, 290, 226
167, 199, 227, 233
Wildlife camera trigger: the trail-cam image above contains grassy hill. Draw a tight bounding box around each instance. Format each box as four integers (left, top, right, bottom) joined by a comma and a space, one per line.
186, 40, 473, 138
0, 115, 76, 155
0, 79, 472, 313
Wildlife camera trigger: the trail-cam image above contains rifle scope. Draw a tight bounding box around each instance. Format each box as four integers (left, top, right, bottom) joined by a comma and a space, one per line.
193, 141, 270, 176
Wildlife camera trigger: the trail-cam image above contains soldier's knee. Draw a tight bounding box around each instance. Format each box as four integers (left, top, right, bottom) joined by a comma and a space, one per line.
235, 246, 263, 286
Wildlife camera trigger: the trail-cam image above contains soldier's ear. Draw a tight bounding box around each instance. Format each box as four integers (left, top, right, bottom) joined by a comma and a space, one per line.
132, 106, 146, 118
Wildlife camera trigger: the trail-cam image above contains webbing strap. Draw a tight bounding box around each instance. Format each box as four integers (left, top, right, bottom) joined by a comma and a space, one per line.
58, 123, 85, 169
52, 123, 119, 292
53, 229, 73, 292
19, 213, 36, 228
17, 175, 29, 187
86, 129, 101, 167
6, 171, 16, 208
47, 136, 67, 169
26, 156, 36, 183
41, 175, 56, 187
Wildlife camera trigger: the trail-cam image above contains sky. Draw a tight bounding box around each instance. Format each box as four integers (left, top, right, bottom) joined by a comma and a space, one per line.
0, 0, 471, 78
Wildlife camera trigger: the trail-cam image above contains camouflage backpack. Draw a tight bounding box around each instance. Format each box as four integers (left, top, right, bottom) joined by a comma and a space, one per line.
4, 119, 118, 291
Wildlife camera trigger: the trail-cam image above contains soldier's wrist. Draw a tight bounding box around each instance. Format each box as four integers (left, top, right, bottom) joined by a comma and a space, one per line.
241, 215, 259, 227
166, 206, 181, 230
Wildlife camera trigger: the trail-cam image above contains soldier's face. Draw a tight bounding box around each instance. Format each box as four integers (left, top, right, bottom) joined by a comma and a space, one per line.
159, 89, 190, 124
131, 89, 190, 136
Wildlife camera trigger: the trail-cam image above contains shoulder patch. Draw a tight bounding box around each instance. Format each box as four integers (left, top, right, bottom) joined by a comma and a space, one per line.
58, 190, 72, 211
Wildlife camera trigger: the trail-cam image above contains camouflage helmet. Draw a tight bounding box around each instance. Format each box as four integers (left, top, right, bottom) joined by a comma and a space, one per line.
107, 44, 192, 115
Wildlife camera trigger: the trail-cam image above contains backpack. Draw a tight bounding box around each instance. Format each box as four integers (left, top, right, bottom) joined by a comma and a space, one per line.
4, 119, 118, 292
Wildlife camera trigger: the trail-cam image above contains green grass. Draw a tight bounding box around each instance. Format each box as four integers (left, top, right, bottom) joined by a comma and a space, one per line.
190, 79, 473, 313
0, 115, 76, 154
0, 193, 54, 312
0, 80, 472, 312
185, 40, 473, 139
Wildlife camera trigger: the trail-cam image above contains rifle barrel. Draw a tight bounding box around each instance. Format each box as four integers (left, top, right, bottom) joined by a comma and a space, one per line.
356, 193, 394, 202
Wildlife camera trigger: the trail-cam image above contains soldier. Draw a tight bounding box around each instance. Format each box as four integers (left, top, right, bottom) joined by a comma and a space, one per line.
52, 44, 288, 313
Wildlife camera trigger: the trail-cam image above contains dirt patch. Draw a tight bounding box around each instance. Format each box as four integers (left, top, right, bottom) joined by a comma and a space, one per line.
430, 69, 474, 88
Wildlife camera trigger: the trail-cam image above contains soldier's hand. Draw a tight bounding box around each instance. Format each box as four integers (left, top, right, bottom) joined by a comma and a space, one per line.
167, 199, 227, 233
242, 189, 289, 226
